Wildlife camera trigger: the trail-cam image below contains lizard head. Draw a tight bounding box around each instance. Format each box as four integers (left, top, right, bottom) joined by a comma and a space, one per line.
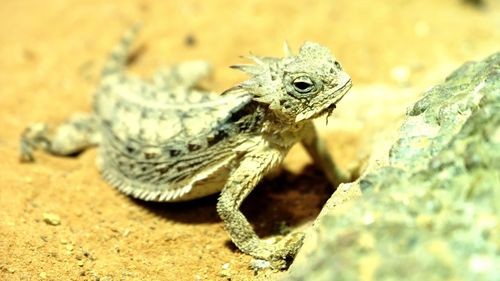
231, 42, 352, 123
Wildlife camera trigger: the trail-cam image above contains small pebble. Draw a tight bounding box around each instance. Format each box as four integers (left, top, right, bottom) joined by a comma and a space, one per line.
249, 259, 271, 271
185, 34, 197, 47
43, 213, 61, 226
220, 263, 231, 278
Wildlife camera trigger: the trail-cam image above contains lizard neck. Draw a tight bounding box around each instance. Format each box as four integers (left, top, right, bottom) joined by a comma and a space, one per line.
259, 105, 309, 150
225, 100, 307, 151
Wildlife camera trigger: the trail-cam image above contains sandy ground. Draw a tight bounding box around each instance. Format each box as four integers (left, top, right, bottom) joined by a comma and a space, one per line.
0, 0, 498, 280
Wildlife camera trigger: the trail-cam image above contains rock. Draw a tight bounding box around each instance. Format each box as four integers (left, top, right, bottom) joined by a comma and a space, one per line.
220, 262, 232, 279
284, 52, 500, 281
42, 212, 61, 226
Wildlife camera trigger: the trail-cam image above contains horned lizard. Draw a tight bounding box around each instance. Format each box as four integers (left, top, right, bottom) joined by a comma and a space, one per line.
20, 26, 352, 269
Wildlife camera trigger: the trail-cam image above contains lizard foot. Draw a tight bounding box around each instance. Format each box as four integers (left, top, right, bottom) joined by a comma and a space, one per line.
20, 123, 49, 162
252, 231, 305, 270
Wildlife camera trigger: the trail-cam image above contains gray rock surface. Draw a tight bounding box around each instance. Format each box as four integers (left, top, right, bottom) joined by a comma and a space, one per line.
284, 52, 499, 281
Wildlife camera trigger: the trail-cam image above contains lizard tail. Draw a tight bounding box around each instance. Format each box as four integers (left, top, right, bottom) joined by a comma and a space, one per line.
101, 23, 142, 78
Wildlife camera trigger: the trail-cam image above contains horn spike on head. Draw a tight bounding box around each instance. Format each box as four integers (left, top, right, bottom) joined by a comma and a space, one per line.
230, 64, 260, 75
248, 53, 266, 66
283, 41, 293, 57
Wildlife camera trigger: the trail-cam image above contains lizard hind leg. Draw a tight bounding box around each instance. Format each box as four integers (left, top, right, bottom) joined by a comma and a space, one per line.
20, 112, 100, 162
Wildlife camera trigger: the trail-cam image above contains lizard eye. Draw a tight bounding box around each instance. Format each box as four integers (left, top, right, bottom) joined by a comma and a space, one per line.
292, 76, 316, 93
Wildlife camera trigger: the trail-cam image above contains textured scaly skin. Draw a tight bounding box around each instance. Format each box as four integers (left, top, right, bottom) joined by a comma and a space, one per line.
20, 26, 352, 269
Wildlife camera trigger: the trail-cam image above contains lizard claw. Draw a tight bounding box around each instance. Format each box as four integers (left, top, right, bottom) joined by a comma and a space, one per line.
20, 123, 49, 162
252, 231, 305, 270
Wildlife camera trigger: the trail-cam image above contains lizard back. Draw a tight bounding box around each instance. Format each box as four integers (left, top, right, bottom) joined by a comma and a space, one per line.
89, 25, 266, 201
95, 75, 264, 201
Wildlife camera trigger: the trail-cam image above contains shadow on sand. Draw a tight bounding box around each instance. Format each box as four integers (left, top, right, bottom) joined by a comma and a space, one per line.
131, 164, 334, 238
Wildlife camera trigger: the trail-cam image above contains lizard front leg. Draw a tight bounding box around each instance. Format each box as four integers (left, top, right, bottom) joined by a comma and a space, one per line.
20, 112, 100, 162
301, 121, 350, 187
216, 145, 304, 269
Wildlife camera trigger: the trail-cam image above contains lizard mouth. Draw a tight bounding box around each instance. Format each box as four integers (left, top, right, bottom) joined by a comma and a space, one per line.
316, 79, 352, 121
323, 103, 338, 123
294, 79, 352, 123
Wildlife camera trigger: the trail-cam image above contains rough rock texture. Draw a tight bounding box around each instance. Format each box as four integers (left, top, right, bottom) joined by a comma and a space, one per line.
284, 52, 500, 281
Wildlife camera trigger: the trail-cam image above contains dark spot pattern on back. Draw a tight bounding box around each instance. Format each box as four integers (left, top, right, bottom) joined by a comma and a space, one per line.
187, 143, 202, 152
169, 149, 182, 157
144, 152, 158, 159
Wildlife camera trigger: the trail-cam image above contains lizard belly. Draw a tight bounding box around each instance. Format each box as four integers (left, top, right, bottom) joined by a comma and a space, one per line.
170, 162, 231, 201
